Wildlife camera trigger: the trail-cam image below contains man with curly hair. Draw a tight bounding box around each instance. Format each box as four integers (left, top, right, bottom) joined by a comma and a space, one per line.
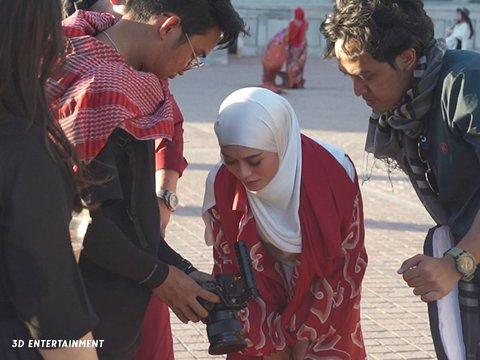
321, 0, 480, 358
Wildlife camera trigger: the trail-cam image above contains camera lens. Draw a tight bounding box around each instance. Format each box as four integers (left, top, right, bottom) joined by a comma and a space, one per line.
206, 309, 247, 355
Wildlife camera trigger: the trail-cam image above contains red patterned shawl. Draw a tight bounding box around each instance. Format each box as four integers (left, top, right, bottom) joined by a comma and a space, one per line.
207, 135, 368, 359
47, 11, 174, 163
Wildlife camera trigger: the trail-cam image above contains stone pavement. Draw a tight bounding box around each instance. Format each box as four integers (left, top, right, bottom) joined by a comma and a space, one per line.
165, 55, 437, 359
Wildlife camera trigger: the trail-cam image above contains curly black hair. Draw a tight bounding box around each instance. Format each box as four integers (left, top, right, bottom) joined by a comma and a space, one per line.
320, 0, 434, 65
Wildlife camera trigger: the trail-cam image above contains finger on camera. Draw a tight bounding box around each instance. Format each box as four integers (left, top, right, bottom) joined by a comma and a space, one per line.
183, 307, 201, 323
197, 287, 221, 303
190, 302, 210, 319
172, 308, 189, 324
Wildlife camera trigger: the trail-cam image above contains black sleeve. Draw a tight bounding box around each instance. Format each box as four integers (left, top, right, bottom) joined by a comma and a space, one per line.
83, 209, 170, 289
1, 132, 97, 340
157, 237, 183, 266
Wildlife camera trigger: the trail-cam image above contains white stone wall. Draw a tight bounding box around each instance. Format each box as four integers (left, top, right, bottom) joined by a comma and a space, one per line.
231, 0, 480, 56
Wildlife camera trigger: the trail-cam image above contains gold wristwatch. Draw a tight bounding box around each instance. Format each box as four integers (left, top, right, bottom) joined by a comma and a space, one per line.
444, 247, 477, 282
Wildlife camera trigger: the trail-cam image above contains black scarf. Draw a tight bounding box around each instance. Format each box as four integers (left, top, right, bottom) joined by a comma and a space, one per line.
365, 39, 449, 224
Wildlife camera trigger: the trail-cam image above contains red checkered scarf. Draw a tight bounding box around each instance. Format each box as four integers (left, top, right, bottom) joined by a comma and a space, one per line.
47, 11, 174, 164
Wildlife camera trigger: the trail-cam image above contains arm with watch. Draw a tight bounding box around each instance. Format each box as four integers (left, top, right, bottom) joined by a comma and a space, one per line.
153, 95, 218, 303
153, 90, 219, 271
398, 209, 480, 303
155, 96, 188, 237
155, 168, 180, 238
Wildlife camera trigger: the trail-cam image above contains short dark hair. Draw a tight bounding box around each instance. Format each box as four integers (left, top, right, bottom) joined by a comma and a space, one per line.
320, 0, 434, 65
124, 0, 248, 49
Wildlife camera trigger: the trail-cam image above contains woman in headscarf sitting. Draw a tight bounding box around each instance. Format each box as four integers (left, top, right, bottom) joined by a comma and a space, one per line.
202, 87, 368, 359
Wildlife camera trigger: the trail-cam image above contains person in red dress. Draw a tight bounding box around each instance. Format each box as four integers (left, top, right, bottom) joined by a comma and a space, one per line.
260, 7, 309, 93
285, 7, 309, 88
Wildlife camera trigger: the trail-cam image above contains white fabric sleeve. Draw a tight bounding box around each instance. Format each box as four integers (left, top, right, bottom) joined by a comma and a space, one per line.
202, 161, 222, 246
315, 139, 356, 181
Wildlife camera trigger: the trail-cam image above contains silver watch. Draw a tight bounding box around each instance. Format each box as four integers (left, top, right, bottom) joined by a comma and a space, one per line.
157, 189, 178, 212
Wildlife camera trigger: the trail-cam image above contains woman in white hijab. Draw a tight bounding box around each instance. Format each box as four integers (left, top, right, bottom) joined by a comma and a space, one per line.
202, 87, 368, 359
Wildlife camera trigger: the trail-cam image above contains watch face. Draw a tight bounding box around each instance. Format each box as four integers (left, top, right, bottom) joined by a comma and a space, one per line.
458, 255, 476, 274
169, 194, 178, 209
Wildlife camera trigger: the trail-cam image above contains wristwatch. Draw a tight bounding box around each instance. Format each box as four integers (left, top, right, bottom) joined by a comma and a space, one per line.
157, 189, 178, 212
444, 247, 477, 282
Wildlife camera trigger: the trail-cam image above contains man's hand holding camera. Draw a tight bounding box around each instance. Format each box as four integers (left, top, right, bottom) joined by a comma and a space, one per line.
152, 266, 220, 323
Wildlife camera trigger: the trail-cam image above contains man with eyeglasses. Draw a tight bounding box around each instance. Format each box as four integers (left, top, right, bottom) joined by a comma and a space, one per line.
321, 0, 480, 358
49, 1, 247, 359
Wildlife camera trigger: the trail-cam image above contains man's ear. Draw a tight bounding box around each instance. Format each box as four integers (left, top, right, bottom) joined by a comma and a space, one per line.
397, 48, 417, 71
158, 15, 182, 40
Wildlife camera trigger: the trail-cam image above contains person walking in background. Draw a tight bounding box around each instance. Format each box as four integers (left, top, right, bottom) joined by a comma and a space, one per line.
202, 87, 367, 359
260, 7, 309, 93
47, 1, 247, 359
284, 7, 309, 89
321, 0, 480, 358
0, 0, 99, 359
445, 7, 474, 50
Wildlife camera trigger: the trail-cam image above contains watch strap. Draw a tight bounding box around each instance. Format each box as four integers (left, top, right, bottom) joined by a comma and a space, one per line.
444, 246, 464, 258
177, 259, 198, 275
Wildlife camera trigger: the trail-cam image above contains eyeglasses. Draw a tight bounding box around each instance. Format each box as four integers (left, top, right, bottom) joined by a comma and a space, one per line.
183, 31, 204, 70
417, 136, 439, 195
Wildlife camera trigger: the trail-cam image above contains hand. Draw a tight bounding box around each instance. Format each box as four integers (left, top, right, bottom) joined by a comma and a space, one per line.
397, 254, 462, 302
152, 266, 220, 323
157, 199, 171, 238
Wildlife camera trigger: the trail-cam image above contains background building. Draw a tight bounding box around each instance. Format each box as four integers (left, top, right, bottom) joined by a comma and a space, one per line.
229, 0, 479, 56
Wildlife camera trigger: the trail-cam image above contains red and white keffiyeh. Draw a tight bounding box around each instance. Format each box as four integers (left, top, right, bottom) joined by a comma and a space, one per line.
47, 10, 174, 163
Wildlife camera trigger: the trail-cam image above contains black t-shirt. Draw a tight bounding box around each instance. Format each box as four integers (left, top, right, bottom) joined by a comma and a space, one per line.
0, 115, 98, 358
78, 129, 183, 359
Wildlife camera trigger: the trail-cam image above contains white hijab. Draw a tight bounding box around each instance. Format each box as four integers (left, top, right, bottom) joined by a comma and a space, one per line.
203, 87, 302, 253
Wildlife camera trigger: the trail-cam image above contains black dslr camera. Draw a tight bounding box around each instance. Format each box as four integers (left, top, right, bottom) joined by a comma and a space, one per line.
199, 240, 259, 355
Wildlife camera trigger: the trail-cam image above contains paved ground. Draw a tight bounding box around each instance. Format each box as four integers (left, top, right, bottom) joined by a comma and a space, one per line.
165, 55, 437, 359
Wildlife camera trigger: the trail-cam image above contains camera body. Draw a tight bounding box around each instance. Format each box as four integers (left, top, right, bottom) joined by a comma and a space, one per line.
198, 240, 259, 355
